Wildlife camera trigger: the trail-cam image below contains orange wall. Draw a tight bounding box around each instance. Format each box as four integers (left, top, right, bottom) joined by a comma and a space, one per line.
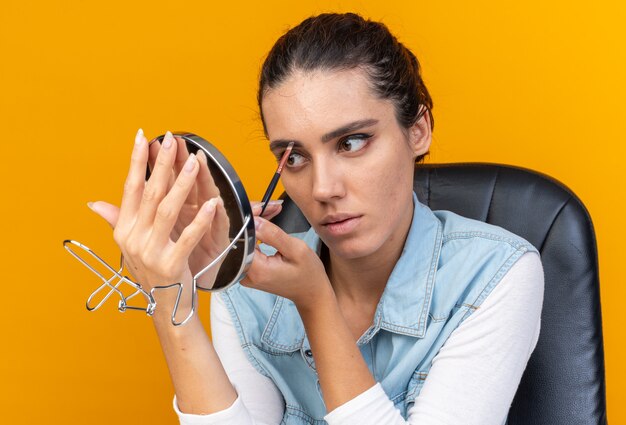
1, 1, 623, 423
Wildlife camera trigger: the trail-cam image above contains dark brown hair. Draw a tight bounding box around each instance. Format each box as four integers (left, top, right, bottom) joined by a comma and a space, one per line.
258, 12, 434, 163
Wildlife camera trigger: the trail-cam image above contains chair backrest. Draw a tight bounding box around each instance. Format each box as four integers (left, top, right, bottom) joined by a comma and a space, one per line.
271, 162, 609, 424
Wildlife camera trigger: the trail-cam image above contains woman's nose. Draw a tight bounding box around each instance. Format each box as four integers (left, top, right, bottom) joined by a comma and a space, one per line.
311, 160, 345, 202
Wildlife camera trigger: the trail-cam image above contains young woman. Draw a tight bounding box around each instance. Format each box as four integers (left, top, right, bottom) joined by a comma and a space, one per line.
89, 12, 544, 425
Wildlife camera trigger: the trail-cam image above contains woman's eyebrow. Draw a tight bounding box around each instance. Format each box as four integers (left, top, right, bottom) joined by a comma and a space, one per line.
269, 118, 379, 151
321, 118, 378, 143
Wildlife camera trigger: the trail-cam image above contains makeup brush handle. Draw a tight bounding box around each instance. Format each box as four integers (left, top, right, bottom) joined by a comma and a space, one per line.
260, 173, 281, 216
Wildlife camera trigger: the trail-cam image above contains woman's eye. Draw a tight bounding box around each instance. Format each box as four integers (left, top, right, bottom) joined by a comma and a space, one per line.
339, 134, 371, 153
286, 152, 306, 167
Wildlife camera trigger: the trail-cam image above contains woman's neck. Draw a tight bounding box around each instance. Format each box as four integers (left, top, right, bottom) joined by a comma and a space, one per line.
323, 201, 414, 307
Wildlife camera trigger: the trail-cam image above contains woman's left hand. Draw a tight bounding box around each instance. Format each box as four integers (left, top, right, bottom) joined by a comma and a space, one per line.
241, 216, 332, 310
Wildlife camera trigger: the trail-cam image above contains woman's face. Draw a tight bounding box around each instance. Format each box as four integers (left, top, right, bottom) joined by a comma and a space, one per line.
261, 68, 431, 261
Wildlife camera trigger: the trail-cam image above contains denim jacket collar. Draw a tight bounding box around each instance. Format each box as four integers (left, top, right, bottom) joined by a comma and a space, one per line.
260, 193, 443, 351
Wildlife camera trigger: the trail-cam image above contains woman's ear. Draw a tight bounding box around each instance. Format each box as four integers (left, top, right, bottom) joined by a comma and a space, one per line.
408, 109, 432, 158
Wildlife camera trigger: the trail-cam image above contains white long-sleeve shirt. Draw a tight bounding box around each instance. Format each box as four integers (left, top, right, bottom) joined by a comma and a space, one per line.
174, 251, 544, 425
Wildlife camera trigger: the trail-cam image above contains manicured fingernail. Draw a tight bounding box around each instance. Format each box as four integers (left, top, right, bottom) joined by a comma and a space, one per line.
203, 197, 218, 214
87, 202, 94, 210
184, 153, 197, 172
254, 216, 262, 231
267, 200, 283, 206
163, 131, 173, 149
135, 128, 144, 145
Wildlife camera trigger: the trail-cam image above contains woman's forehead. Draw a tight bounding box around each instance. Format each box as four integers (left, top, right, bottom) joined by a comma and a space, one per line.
261, 68, 394, 139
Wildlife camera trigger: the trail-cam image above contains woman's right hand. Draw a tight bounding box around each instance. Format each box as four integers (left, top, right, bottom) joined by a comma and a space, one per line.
88, 130, 228, 318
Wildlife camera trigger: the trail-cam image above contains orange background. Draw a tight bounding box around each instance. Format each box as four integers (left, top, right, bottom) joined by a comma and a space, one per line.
1, 1, 623, 423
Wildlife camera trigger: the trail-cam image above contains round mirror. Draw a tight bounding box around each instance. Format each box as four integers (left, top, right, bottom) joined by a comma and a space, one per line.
147, 132, 255, 291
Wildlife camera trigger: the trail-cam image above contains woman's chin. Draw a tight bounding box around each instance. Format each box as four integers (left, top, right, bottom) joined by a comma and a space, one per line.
321, 235, 379, 261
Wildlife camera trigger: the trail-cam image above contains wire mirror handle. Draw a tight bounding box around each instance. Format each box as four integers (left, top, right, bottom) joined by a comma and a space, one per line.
63, 214, 251, 326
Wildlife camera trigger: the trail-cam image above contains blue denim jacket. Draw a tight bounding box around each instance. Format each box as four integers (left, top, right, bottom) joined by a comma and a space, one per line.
221, 193, 538, 424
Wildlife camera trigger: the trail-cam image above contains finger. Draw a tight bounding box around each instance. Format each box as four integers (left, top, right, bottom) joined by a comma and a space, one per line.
135, 131, 178, 231
174, 137, 199, 206
253, 216, 295, 255
193, 197, 230, 280
241, 243, 285, 288
148, 137, 177, 193
251, 201, 283, 220
210, 197, 230, 246
240, 242, 264, 286
173, 136, 189, 176
117, 129, 149, 231
88, 201, 120, 229
196, 150, 220, 202
149, 153, 200, 247
171, 198, 219, 262
171, 136, 194, 203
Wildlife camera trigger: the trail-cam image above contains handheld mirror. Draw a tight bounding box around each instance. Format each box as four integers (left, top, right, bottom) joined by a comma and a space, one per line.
63, 132, 256, 325
148, 132, 256, 291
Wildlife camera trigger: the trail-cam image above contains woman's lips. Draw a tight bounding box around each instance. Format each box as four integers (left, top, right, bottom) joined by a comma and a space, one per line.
322, 216, 362, 236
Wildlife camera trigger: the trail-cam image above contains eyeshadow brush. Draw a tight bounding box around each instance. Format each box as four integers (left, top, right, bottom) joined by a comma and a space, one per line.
259, 142, 295, 216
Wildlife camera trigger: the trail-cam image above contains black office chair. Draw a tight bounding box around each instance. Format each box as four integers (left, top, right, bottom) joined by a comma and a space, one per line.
271, 163, 609, 425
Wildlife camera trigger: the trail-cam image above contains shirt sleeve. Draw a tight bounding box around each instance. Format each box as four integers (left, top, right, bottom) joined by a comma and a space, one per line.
173, 291, 285, 425
324, 250, 545, 425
